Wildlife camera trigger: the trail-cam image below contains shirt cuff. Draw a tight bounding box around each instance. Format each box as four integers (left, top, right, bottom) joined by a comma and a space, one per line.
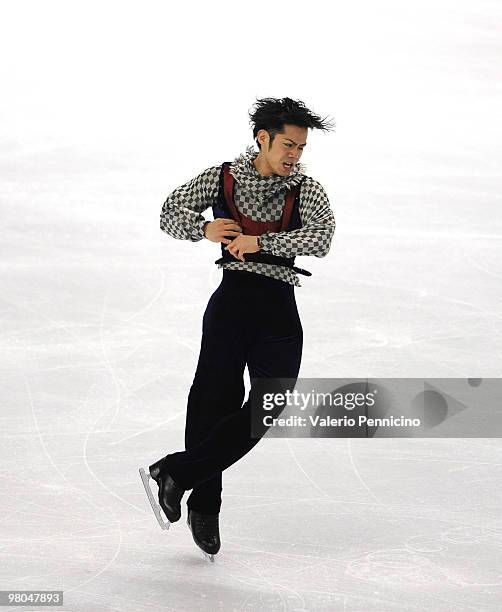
195, 218, 209, 241
259, 232, 276, 253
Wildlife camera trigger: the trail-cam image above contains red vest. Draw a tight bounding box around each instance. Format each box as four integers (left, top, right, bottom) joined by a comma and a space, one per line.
212, 162, 312, 276
222, 163, 298, 237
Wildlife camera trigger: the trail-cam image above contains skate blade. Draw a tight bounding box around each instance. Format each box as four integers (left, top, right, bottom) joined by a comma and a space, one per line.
139, 467, 170, 530
202, 551, 215, 562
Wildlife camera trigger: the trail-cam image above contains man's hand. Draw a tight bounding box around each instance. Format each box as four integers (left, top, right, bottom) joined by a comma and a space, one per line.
204, 218, 242, 243
225, 234, 261, 262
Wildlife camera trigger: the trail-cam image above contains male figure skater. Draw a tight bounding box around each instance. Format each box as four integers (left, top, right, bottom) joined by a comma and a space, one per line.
140, 97, 336, 560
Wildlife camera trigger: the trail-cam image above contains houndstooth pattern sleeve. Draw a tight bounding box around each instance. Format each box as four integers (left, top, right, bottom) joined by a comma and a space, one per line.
259, 177, 335, 257
160, 165, 221, 241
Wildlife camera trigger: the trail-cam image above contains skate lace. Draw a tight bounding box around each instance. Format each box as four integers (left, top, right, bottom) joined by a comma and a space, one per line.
193, 513, 219, 533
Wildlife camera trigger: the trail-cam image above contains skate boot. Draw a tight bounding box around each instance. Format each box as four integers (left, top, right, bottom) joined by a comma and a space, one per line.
187, 509, 221, 561
149, 458, 185, 522
139, 457, 186, 529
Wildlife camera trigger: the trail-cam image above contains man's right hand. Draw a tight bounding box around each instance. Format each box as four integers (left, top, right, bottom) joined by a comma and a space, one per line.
204, 218, 242, 244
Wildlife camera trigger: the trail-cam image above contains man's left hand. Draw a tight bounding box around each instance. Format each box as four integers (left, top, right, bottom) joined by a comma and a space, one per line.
224, 234, 260, 262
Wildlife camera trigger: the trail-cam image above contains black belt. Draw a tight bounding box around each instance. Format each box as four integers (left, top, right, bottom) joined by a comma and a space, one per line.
214, 252, 312, 277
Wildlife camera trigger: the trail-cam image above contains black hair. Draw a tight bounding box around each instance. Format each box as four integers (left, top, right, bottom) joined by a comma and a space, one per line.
249, 97, 335, 150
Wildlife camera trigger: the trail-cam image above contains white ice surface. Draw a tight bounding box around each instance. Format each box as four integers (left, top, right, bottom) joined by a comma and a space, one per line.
1, 1, 502, 611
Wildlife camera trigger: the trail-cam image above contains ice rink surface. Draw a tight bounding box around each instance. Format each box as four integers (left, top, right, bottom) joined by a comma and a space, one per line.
1, 1, 502, 610
2, 163, 501, 611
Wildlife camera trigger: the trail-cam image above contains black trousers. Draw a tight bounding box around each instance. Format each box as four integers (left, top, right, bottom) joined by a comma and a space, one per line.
162, 269, 303, 514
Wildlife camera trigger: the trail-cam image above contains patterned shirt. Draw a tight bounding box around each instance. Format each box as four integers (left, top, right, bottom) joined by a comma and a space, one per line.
160, 145, 336, 287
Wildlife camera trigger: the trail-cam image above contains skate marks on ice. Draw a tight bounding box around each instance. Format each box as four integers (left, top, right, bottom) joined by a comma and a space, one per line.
346, 525, 502, 589
346, 548, 439, 586
343, 437, 502, 589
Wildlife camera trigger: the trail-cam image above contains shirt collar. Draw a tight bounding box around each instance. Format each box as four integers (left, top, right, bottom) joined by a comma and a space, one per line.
228, 145, 306, 202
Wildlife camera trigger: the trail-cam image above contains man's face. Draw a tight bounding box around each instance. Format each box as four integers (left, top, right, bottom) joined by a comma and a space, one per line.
255, 124, 308, 176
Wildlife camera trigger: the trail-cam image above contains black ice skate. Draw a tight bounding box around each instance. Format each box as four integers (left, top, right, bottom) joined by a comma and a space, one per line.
187, 509, 221, 562
139, 458, 185, 530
